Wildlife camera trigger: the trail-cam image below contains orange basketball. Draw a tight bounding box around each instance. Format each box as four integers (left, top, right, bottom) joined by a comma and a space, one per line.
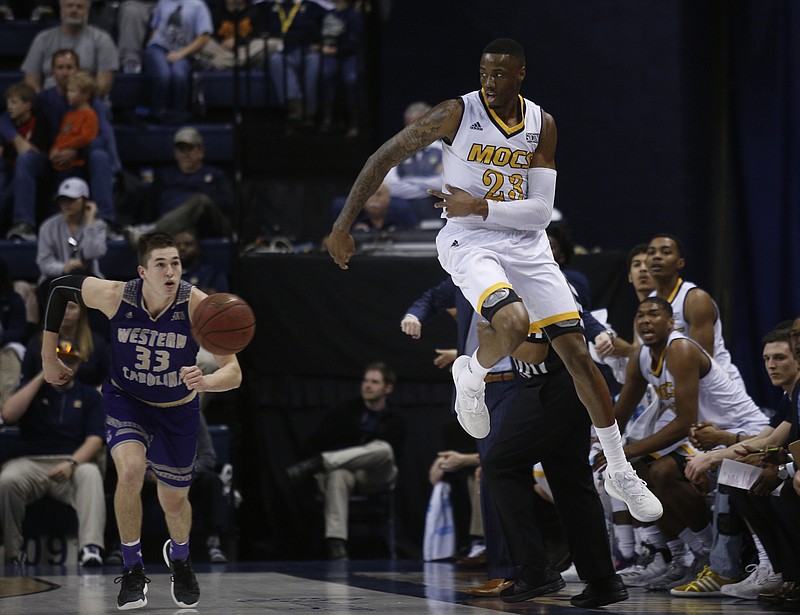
192, 293, 256, 355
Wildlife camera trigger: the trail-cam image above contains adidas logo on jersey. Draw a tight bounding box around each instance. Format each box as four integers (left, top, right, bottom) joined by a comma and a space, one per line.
469, 121, 483, 131
451, 240, 459, 248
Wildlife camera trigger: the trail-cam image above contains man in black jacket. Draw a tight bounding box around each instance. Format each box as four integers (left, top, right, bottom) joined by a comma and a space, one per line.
287, 362, 406, 560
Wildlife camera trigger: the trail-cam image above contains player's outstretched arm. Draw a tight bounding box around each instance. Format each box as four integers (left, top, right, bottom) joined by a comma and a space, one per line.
327, 99, 463, 269
41, 275, 123, 384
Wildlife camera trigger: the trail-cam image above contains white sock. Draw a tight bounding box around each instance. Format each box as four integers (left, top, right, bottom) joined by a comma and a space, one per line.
679, 526, 711, 556
614, 523, 635, 558
751, 533, 773, 571
633, 527, 645, 555
639, 524, 666, 550
595, 422, 628, 475
461, 349, 490, 393
667, 539, 685, 560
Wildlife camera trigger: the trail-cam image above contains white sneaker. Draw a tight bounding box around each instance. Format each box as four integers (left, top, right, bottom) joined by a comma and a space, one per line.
645, 558, 689, 591
720, 563, 782, 600
604, 463, 663, 522
451, 355, 489, 439
621, 551, 669, 587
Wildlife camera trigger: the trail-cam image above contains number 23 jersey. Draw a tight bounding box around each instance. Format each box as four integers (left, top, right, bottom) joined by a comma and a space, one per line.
441, 89, 543, 230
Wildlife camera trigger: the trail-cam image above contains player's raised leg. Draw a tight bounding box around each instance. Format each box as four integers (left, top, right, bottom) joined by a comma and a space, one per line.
452, 294, 529, 439
550, 332, 662, 523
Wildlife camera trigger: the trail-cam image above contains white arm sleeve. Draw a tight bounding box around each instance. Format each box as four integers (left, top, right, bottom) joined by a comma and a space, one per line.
484, 167, 557, 231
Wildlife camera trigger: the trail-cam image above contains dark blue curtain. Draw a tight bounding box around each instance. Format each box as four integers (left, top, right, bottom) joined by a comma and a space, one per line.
731, 1, 800, 404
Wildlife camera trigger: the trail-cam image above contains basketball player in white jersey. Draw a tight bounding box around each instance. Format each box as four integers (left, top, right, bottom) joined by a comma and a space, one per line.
596, 297, 767, 592
646, 233, 743, 384
326, 38, 661, 524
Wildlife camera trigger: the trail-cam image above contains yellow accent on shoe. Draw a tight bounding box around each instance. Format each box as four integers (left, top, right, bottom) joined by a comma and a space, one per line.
669, 565, 736, 597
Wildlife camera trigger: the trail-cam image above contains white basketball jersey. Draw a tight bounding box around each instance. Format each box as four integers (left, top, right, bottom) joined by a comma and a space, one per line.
638, 332, 767, 437
441, 90, 543, 230
649, 279, 742, 382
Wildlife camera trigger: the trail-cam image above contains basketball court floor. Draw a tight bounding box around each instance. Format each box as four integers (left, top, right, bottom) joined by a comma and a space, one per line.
0, 559, 776, 614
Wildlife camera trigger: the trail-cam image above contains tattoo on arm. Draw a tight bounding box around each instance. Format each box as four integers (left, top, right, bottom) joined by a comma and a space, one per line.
333, 100, 462, 231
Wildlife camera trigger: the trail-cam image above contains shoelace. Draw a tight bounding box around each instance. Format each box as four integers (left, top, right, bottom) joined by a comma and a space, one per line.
114, 569, 151, 587
617, 471, 649, 499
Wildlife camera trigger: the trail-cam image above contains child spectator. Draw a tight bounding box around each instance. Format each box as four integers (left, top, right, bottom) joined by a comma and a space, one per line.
50, 71, 98, 175
1, 82, 50, 240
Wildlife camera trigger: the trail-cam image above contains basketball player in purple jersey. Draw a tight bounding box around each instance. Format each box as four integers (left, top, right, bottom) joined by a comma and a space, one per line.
41, 232, 242, 611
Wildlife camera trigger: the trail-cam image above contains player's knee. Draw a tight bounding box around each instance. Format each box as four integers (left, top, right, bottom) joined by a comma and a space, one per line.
116, 461, 147, 486
480, 287, 523, 324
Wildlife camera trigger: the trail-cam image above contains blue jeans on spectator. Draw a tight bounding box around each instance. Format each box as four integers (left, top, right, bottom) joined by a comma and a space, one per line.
709, 489, 743, 579
269, 46, 321, 117
12, 150, 48, 227
144, 44, 192, 118
321, 54, 359, 110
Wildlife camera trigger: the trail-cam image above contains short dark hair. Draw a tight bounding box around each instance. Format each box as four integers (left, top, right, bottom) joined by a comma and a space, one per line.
364, 361, 396, 388
483, 38, 526, 65
546, 224, 575, 266
640, 296, 673, 316
763, 327, 791, 345
138, 232, 177, 266
649, 232, 686, 259
51, 48, 80, 68
626, 243, 649, 270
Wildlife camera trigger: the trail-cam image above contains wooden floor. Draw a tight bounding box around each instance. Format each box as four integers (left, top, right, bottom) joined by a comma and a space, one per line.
0, 559, 782, 614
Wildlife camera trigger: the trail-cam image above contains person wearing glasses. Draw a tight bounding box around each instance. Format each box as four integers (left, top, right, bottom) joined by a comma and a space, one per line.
36, 176, 107, 285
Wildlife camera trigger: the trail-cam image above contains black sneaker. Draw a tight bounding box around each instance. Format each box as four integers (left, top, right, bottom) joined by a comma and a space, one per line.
114, 563, 149, 610
163, 540, 200, 608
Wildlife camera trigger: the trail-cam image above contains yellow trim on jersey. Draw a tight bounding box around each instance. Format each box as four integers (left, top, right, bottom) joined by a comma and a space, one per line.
477, 282, 513, 313
480, 90, 525, 137
649, 442, 696, 460
667, 278, 684, 304
111, 379, 198, 408
650, 346, 666, 378
528, 311, 581, 334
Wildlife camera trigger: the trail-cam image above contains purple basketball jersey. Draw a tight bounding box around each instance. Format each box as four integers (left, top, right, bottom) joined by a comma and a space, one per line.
108, 279, 200, 406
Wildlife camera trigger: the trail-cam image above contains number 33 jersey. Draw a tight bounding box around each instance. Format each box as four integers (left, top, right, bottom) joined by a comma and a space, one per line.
441, 89, 543, 230
108, 278, 200, 406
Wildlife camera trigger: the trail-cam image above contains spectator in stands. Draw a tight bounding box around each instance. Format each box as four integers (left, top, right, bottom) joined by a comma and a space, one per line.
199, 0, 267, 71
36, 177, 107, 285
117, 1, 155, 74
319, 0, 362, 137
49, 71, 98, 177
175, 227, 228, 294
0, 82, 50, 241
175, 226, 227, 385
383, 102, 444, 222
23, 288, 109, 388
264, 0, 328, 131
36, 49, 120, 224
0, 258, 28, 406
144, 0, 213, 123
0, 315, 106, 567
190, 412, 231, 562
286, 361, 406, 560
351, 182, 418, 233
20, 0, 119, 99
123, 126, 233, 244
